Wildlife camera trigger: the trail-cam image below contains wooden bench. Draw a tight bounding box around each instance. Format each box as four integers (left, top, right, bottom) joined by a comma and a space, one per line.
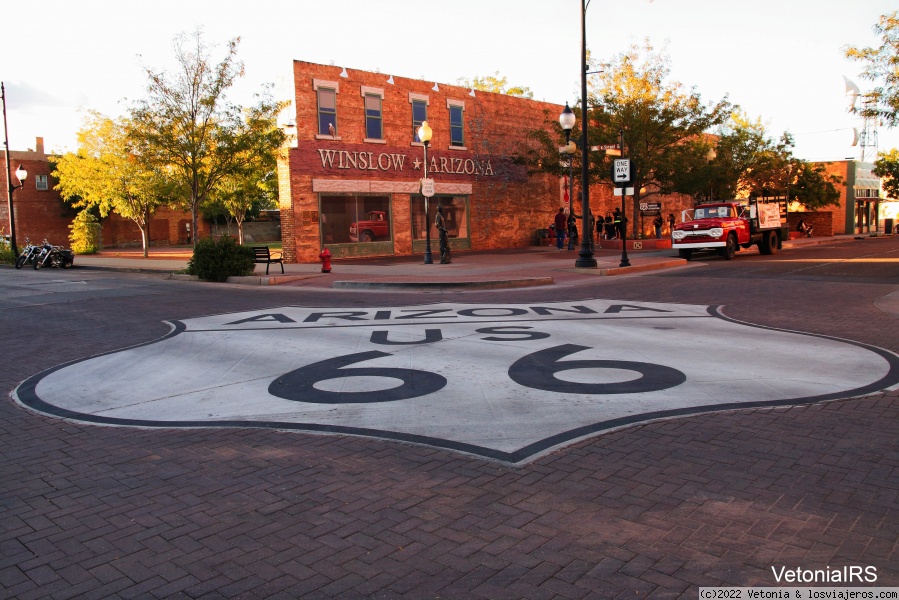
252, 246, 284, 275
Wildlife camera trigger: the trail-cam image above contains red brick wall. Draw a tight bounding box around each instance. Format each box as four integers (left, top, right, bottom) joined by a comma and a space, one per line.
2, 150, 208, 249
787, 211, 834, 237
818, 161, 851, 235
1, 154, 73, 246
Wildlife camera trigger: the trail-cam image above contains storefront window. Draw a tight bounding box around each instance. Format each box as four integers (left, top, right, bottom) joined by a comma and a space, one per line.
320, 195, 391, 244
411, 195, 469, 241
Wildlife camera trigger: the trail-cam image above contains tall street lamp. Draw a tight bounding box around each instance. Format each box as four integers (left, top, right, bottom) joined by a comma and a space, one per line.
417, 121, 434, 264
575, 0, 596, 268
2, 82, 27, 258
706, 147, 716, 202
559, 103, 576, 228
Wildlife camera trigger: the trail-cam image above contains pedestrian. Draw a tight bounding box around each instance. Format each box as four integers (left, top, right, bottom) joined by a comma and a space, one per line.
667, 213, 676, 235
554, 208, 567, 251
567, 212, 579, 250
612, 208, 622, 240
604, 212, 614, 240
653, 214, 663, 239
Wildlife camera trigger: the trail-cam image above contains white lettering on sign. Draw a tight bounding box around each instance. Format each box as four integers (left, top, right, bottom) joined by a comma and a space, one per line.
614, 159, 630, 183
317, 148, 494, 176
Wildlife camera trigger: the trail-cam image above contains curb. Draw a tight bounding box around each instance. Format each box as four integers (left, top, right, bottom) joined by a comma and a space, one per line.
332, 277, 555, 291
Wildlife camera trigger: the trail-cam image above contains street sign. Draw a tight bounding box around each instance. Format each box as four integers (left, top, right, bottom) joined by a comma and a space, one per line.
592, 144, 621, 156
639, 202, 662, 215
613, 187, 635, 196
613, 159, 630, 184
421, 178, 435, 198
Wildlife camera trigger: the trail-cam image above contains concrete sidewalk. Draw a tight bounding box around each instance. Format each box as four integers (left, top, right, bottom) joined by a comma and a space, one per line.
70, 234, 865, 289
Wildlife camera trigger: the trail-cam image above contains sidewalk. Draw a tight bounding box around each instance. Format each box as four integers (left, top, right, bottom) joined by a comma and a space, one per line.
71, 234, 864, 289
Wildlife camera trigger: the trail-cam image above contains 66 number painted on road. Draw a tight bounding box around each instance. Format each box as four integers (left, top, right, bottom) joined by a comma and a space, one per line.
268, 326, 686, 404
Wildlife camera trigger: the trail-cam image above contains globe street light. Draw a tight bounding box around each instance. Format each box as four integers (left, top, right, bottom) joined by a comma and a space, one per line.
706, 147, 717, 202
417, 121, 434, 264
2, 82, 27, 257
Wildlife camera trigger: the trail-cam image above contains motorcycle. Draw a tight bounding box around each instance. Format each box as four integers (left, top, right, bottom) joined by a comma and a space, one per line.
797, 222, 814, 238
15, 239, 39, 269
32, 240, 75, 270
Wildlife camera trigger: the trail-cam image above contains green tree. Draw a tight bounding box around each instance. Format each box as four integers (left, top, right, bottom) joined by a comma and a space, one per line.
873, 148, 899, 199
52, 111, 175, 256
129, 30, 284, 247
589, 41, 732, 235
457, 71, 534, 98
789, 161, 842, 209
205, 87, 286, 244
845, 11, 899, 127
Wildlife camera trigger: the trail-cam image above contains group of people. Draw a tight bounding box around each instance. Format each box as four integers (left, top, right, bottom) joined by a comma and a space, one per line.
551, 208, 678, 249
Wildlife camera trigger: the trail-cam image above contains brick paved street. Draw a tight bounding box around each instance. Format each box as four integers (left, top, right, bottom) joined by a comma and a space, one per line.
2, 237, 898, 599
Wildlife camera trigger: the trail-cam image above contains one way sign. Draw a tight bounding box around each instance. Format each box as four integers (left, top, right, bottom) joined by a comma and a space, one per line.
613, 159, 631, 184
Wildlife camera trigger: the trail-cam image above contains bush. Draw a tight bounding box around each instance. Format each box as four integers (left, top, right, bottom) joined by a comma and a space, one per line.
0, 237, 14, 265
187, 235, 255, 282
68, 211, 102, 254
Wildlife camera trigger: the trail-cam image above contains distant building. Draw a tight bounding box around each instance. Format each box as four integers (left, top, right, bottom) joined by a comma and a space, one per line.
1, 137, 207, 248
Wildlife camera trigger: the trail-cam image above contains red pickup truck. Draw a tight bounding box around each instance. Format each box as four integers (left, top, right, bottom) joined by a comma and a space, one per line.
671, 199, 784, 260
349, 211, 390, 243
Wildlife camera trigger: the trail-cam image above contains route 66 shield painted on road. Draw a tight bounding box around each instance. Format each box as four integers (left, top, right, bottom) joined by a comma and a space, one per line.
15, 300, 899, 463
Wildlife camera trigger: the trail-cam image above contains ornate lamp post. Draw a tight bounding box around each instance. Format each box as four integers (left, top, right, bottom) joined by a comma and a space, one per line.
559, 103, 576, 223
706, 147, 717, 202
2, 82, 27, 257
417, 121, 434, 264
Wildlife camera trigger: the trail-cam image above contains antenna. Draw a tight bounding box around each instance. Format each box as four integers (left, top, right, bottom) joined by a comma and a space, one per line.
845, 77, 877, 162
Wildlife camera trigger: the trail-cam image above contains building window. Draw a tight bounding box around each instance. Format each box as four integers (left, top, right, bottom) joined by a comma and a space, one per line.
35, 174, 48, 191
411, 195, 469, 242
412, 99, 427, 142
320, 194, 391, 244
318, 88, 337, 136
448, 100, 465, 148
364, 94, 383, 140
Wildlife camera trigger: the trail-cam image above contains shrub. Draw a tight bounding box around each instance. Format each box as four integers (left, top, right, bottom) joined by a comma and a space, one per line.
0, 237, 14, 265
187, 235, 255, 282
68, 211, 102, 254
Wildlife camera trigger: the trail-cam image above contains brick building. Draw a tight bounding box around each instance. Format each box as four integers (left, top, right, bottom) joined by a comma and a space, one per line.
277, 61, 696, 263
2, 138, 208, 249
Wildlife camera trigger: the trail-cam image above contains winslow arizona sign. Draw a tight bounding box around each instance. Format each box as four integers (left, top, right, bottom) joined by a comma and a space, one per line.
15, 300, 899, 464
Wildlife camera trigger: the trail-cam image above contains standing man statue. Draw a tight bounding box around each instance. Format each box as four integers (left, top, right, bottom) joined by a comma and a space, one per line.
436, 206, 451, 264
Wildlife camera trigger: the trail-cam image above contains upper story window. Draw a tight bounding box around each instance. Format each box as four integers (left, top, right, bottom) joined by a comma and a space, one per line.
410, 94, 429, 143
36, 174, 48, 191
361, 86, 385, 142
448, 99, 465, 148
313, 78, 340, 138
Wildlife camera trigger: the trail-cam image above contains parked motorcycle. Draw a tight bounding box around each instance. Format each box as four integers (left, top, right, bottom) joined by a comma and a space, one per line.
32, 240, 75, 270
14, 239, 39, 269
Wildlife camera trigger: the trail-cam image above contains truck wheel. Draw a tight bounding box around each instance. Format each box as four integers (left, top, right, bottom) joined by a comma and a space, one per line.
722, 234, 737, 260
759, 230, 777, 255
678, 249, 692, 260
359, 231, 373, 243
767, 231, 779, 255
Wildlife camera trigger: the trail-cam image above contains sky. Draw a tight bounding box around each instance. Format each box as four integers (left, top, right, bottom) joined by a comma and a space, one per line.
1, 0, 895, 163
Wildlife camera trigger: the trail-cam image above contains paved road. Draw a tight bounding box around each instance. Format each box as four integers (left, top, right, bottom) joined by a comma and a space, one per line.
2, 237, 898, 599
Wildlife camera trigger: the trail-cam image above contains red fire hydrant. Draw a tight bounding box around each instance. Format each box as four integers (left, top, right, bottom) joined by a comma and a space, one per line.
319, 248, 332, 273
